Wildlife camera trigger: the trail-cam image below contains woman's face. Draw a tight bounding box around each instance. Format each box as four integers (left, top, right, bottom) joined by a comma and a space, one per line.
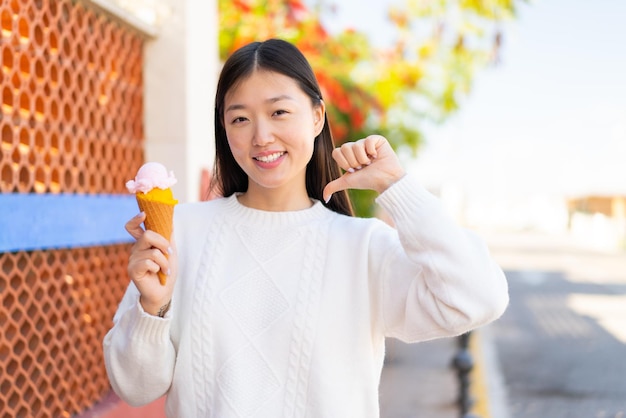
223, 70, 325, 201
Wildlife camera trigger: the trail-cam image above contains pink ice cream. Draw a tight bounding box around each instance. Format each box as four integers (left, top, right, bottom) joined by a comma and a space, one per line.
126, 162, 177, 194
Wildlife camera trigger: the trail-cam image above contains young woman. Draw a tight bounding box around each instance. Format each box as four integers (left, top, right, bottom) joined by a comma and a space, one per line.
104, 39, 508, 418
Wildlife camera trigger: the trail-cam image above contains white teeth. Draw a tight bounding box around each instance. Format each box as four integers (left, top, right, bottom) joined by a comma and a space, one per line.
255, 152, 284, 163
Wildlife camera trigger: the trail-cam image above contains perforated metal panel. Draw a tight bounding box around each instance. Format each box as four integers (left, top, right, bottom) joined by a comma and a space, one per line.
1, 246, 131, 417
0, 0, 145, 416
0, 0, 144, 194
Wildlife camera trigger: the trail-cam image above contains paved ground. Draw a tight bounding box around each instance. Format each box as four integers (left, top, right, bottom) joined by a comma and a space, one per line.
492, 269, 626, 417
379, 337, 460, 418
379, 231, 626, 418
486, 231, 626, 418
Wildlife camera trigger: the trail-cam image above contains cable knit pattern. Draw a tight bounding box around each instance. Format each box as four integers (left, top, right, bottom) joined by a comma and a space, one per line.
191, 220, 225, 417
103, 175, 509, 418
282, 219, 327, 417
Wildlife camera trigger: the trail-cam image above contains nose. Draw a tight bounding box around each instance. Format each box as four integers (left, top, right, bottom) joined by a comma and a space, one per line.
252, 119, 274, 147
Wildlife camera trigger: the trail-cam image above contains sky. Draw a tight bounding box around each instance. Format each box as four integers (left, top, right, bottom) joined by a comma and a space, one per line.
320, 0, 626, 202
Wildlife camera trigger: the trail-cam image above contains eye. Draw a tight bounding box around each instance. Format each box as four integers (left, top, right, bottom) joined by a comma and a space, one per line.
230, 116, 248, 124
273, 109, 289, 117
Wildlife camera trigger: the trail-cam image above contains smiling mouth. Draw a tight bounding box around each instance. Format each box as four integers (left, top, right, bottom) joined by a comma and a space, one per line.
254, 152, 285, 163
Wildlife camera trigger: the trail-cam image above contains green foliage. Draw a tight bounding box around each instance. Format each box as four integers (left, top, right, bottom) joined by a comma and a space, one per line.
349, 189, 380, 218
218, 0, 525, 215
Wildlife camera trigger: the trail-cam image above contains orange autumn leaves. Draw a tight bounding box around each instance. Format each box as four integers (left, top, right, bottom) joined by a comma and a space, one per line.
219, 0, 379, 145
218, 0, 520, 215
219, 0, 519, 150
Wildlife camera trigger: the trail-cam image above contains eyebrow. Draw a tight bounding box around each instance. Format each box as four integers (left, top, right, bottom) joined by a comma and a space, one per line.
225, 95, 294, 113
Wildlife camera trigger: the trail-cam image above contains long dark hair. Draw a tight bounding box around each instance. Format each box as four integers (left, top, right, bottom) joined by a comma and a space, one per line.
212, 39, 354, 216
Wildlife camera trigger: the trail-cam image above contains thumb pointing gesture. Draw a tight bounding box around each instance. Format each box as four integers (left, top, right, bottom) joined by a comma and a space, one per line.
323, 135, 406, 203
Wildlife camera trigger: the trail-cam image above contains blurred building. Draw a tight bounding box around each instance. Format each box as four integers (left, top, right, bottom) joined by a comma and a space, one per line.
568, 195, 626, 252
0, 0, 218, 416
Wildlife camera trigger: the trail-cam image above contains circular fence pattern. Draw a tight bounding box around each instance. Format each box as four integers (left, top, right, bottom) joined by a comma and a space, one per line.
0, 0, 144, 195
0, 245, 131, 417
0, 0, 146, 416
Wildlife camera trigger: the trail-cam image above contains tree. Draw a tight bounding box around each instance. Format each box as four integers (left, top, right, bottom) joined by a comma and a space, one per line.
218, 0, 525, 215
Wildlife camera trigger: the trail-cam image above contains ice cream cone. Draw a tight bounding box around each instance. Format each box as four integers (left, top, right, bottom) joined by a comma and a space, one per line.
136, 189, 177, 285
126, 162, 178, 286
136, 188, 176, 240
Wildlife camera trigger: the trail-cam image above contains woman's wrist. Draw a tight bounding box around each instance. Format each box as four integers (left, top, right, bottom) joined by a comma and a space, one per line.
375, 170, 407, 194
156, 300, 172, 317
140, 296, 172, 317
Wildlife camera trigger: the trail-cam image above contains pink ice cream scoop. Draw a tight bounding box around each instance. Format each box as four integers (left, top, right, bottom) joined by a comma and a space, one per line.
126, 162, 177, 194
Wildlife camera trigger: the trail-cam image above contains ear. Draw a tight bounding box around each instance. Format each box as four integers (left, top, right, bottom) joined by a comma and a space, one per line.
313, 100, 326, 137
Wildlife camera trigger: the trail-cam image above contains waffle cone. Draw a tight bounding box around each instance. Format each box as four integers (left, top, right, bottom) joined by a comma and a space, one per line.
135, 189, 177, 285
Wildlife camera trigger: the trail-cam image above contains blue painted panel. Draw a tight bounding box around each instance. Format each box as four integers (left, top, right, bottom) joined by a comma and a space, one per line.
0, 193, 138, 252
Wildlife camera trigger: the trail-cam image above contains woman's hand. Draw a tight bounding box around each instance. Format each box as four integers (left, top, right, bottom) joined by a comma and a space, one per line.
125, 212, 177, 316
323, 135, 406, 203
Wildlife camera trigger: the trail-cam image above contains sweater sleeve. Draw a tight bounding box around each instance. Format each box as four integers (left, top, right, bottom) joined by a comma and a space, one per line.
373, 175, 509, 342
102, 282, 176, 406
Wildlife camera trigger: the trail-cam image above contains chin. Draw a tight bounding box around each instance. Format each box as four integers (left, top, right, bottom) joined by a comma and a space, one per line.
249, 178, 287, 190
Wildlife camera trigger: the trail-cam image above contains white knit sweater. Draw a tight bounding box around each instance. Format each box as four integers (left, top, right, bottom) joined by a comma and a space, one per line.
103, 175, 508, 418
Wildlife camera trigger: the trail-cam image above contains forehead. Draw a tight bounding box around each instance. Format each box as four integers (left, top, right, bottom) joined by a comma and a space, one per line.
225, 70, 304, 103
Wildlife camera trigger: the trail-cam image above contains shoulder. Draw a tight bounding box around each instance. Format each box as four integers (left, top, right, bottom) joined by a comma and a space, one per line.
328, 208, 396, 240
176, 197, 227, 214
174, 197, 230, 227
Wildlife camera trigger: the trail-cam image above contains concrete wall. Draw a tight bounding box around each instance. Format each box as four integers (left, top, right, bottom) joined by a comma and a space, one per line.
143, 0, 219, 203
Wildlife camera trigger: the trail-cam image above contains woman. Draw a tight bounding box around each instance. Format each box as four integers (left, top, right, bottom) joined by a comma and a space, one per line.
104, 38, 508, 417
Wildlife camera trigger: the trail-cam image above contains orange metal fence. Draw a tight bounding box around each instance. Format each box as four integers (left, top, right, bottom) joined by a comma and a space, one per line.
1, 246, 130, 417
0, 0, 144, 194
1, 0, 145, 416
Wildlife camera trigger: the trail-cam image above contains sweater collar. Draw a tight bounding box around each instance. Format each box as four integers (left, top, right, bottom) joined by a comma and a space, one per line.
222, 194, 332, 226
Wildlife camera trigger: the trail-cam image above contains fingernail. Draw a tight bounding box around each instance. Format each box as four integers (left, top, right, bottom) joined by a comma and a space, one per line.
166, 269, 171, 276
324, 194, 332, 204
167, 247, 173, 254
347, 168, 355, 173
356, 166, 362, 170
136, 211, 145, 217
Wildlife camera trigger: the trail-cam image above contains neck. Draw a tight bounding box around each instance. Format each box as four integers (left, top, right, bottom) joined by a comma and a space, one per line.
237, 186, 313, 212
